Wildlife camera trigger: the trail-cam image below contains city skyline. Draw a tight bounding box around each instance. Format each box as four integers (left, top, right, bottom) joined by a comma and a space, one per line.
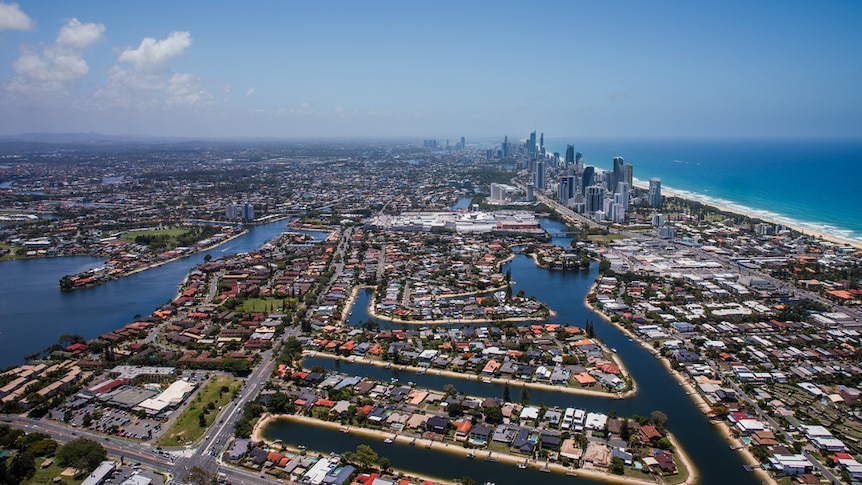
0, 1, 861, 139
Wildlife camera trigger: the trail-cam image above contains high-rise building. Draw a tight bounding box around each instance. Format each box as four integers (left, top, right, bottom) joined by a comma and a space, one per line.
503, 136, 509, 158
539, 133, 544, 154
225, 203, 238, 219
242, 202, 255, 221
460, 136, 466, 149
612, 156, 626, 194
534, 161, 546, 190
529, 131, 537, 158
585, 185, 605, 214
559, 175, 576, 205
616, 182, 629, 211
649, 178, 662, 208
565, 145, 575, 165
526, 183, 535, 202
581, 166, 595, 195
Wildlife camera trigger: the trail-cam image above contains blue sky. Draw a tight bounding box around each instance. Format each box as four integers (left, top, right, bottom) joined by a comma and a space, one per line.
0, 1, 860, 139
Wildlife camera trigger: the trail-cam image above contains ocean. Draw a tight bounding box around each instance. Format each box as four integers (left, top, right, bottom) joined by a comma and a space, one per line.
541, 137, 862, 246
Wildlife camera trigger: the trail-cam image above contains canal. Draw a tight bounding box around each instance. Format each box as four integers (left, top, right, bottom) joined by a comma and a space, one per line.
267, 218, 759, 485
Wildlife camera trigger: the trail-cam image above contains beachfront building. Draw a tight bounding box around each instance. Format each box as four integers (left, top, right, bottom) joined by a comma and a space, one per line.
649, 178, 662, 208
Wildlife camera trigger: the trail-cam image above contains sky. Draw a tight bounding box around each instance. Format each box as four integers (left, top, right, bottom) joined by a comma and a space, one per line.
0, 1, 861, 139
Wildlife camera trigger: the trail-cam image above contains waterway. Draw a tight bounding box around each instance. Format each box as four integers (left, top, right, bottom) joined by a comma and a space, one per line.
268, 219, 760, 485
449, 196, 474, 211
0, 219, 330, 367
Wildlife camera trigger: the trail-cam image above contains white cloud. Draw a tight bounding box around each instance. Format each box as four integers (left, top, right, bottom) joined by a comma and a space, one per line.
166, 72, 212, 107
98, 31, 211, 109
118, 31, 191, 73
0, 2, 33, 31
245, 87, 255, 97
6, 18, 104, 98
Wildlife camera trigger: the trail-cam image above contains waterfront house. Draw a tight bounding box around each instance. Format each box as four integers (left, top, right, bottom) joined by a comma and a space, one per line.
426, 416, 449, 435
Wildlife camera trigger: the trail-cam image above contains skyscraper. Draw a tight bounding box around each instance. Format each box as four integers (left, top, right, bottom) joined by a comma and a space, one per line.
565, 145, 575, 165
616, 182, 629, 211
460, 136, 466, 149
502, 136, 509, 158
612, 156, 626, 194
529, 131, 537, 158
649, 178, 662, 208
534, 160, 546, 190
585, 185, 605, 214
559, 175, 576, 205
581, 166, 595, 195
242, 202, 255, 221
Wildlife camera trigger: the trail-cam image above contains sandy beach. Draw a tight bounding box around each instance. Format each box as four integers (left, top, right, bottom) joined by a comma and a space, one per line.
633, 181, 862, 250
253, 413, 681, 485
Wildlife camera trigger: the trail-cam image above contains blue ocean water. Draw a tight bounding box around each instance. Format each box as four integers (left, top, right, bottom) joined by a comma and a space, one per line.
543, 137, 862, 245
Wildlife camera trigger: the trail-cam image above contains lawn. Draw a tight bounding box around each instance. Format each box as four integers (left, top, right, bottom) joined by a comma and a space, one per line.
155, 376, 242, 447
120, 227, 188, 242
22, 458, 85, 485
587, 234, 629, 244
242, 297, 284, 313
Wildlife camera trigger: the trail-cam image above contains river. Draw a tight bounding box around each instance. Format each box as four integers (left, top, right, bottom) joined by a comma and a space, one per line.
0, 219, 330, 367
266, 219, 759, 485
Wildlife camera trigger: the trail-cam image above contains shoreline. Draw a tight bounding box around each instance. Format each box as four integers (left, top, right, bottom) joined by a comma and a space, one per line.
303, 350, 636, 399
632, 181, 862, 250
58, 228, 249, 292
254, 413, 674, 485
584, 284, 776, 485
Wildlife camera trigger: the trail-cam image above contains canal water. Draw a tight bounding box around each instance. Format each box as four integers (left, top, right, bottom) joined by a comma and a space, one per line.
269, 219, 760, 485
0, 219, 329, 367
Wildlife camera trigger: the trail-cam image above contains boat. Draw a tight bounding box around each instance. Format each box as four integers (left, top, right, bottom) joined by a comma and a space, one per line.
339, 427, 349, 434
384, 438, 394, 444
518, 459, 528, 469
297, 445, 307, 450
466, 452, 475, 459
416, 369, 426, 375
482, 378, 492, 383
610, 348, 617, 353
485, 452, 498, 463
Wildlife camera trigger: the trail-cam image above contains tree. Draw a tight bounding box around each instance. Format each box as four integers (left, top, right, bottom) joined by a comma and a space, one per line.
184, 466, 217, 485
650, 410, 668, 430
447, 402, 463, 417
56, 438, 107, 472
519, 385, 530, 405
610, 456, 625, 475
9, 451, 36, 482
484, 406, 503, 424
354, 444, 378, 470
